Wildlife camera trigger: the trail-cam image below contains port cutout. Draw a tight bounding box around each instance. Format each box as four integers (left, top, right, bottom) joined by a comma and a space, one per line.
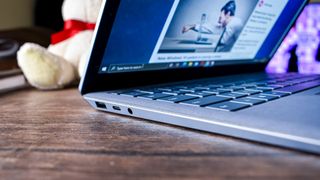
112, 106, 121, 111
95, 102, 106, 109
128, 108, 133, 115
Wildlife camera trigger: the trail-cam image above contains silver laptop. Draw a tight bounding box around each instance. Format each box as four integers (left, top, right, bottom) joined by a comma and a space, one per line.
80, 0, 320, 154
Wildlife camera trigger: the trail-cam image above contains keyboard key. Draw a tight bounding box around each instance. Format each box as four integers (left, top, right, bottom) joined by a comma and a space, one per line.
251, 82, 268, 86
180, 96, 231, 107
255, 86, 277, 90
247, 94, 278, 101
138, 93, 172, 100
162, 90, 183, 95
203, 89, 231, 94
207, 84, 224, 89
276, 80, 320, 94
171, 85, 188, 89
217, 92, 247, 99
299, 77, 320, 83
185, 91, 215, 97
266, 80, 278, 84
238, 84, 256, 89
272, 83, 292, 87
158, 86, 187, 91
232, 81, 246, 85
255, 87, 272, 92
229, 86, 246, 91
245, 87, 269, 92
261, 91, 290, 97
206, 101, 250, 111
233, 89, 260, 95
217, 87, 244, 92
284, 81, 300, 85
267, 84, 284, 89
220, 83, 236, 87
157, 88, 172, 92
194, 86, 211, 91
231, 97, 266, 105
120, 91, 147, 97
179, 89, 197, 93
136, 89, 158, 94
158, 95, 197, 103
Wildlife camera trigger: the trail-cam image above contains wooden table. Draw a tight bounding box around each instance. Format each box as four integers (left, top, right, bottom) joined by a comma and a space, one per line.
1, 89, 320, 179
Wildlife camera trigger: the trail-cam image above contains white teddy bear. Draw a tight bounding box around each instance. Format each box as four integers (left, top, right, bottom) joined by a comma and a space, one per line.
17, 0, 103, 90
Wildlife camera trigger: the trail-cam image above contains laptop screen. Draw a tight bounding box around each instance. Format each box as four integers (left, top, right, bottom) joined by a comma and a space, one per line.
98, 0, 304, 74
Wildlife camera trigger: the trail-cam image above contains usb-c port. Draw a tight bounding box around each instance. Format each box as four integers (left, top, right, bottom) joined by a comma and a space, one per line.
112, 106, 121, 111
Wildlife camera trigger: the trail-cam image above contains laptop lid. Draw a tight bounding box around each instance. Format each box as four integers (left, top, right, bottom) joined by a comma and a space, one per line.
80, 0, 308, 95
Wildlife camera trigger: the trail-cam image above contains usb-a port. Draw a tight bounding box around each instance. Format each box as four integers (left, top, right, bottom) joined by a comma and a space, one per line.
95, 102, 107, 109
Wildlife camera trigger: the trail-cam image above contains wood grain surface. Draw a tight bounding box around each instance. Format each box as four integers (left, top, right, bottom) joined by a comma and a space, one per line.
0, 89, 320, 180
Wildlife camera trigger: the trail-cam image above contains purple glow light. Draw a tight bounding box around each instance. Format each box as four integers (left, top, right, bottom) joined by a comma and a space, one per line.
266, 3, 320, 74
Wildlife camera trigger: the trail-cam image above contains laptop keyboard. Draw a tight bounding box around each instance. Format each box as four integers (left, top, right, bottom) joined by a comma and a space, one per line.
115, 73, 320, 112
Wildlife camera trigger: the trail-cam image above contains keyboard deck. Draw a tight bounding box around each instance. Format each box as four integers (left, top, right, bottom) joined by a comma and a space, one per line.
115, 73, 320, 112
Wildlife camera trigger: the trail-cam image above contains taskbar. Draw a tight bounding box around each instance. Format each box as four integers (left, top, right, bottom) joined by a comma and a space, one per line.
100, 59, 256, 74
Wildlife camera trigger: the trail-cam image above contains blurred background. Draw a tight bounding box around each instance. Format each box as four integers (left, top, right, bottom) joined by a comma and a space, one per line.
266, 0, 320, 74
0, 0, 319, 74
0, 0, 64, 31
0, 0, 64, 71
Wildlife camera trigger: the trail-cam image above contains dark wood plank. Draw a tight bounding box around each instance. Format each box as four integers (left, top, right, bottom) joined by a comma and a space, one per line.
0, 89, 320, 179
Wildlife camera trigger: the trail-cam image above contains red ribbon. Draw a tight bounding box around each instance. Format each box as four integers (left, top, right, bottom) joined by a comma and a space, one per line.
51, 19, 96, 45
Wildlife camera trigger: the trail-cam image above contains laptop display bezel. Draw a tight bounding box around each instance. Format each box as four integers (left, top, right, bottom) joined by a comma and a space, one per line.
79, 0, 308, 95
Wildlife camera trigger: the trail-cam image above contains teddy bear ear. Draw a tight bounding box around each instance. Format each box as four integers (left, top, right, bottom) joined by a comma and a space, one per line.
62, 0, 103, 23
